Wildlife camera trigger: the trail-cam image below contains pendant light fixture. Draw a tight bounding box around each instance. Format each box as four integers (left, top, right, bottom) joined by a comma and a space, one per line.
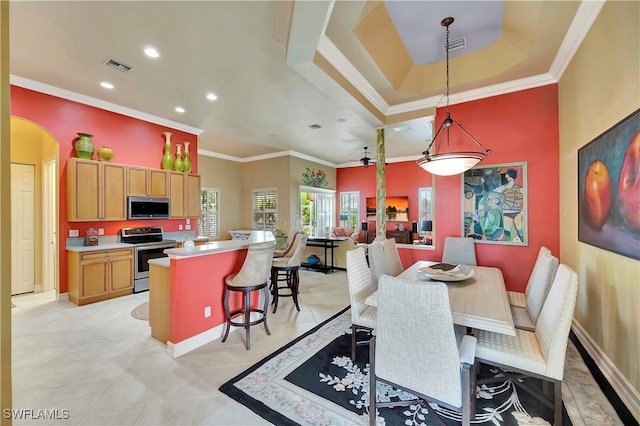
417, 17, 490, 176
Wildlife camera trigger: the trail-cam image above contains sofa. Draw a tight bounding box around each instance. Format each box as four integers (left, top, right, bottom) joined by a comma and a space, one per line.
329, 226, 360, 244
302, 235, 358, 269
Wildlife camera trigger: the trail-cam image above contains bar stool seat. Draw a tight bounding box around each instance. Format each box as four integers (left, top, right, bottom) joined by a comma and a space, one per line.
222, 241, 275, 350
270, 234, 307, 313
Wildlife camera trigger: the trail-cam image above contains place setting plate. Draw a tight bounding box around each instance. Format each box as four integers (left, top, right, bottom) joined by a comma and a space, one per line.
417, 263, 475, 282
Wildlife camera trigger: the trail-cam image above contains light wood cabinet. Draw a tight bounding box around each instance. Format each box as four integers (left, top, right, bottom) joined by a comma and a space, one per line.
67, 158, 126, 221
186, 174, 201, 218
127, 166, 169, 197
169, 172, 186, 218
67, 248, 134, 305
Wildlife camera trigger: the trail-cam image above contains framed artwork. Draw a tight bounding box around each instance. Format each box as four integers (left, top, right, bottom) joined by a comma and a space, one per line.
462, 162, 527, 245
578, 109, 640, 260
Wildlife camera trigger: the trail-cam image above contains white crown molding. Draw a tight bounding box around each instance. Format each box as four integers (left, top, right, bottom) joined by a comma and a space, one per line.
197, 149, 243, 162
386, 95, 443, 116
549, 0, 605, 80
317, 35, 390, 114
198, 148, 338, 168
572, 319, 640, 422
10, 75, 205, 135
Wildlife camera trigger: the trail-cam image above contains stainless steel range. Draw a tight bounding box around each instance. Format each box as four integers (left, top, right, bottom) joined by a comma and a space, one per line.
120, 227, 176, 293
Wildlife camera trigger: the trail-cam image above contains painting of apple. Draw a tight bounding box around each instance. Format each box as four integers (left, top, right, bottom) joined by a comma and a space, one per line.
618, 131, 640, 233
584, 159, 611, 230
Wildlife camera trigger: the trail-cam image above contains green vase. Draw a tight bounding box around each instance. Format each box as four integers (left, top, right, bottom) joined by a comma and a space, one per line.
161, 132, 174, 170
75, 133, 95, 160
174, 144, 184, 172
183, 141, 192, 173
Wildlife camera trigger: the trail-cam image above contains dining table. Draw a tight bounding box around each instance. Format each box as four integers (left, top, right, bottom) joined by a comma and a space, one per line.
365, 260, 516, 336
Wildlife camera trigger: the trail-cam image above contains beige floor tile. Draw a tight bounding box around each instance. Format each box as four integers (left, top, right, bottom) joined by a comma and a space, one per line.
76, 407, 143, 426
134, 399, 201, 425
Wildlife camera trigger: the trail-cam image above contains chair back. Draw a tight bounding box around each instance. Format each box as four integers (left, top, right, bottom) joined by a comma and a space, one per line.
383, 238, 404, 276
230, 242, 276, 286
535, 263, 578, 380
346, 248, 375, 322
442, 237, 477, 265
525, 246, 559, 323
376, 275, 463, 408
275, 231, 300, 257
282, 233, 308, 267
368, 241, 388, 290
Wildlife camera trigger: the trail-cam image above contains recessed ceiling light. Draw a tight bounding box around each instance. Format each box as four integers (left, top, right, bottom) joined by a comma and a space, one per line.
175, 106, 185, 113
206, 93, 218, 101
392, 124, 412, 132
337, 118, 346, 123
100, 81, 114, 89
308, 124, 322, 130
144, 47, 160, 58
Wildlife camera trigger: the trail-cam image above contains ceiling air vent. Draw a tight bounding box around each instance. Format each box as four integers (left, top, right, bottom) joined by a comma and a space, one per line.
104, 58, 133, 73
307, 124, 322, 130
444, 37, 466, 53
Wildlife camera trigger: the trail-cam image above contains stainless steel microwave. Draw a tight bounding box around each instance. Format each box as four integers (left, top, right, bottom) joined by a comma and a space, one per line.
127, 196, 171, 219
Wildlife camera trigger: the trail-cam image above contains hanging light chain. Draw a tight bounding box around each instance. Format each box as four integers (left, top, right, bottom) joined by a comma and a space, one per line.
445, 20, 450, 110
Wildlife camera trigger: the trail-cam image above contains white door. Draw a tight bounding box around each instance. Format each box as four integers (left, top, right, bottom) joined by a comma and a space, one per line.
11, 163, 36, 295
43, 159, 57, 292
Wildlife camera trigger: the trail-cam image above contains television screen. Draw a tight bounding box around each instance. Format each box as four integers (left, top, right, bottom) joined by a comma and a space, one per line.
366, 196, 409, 222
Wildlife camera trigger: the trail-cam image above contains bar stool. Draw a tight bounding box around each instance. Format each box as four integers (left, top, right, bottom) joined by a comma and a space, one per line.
222, 241, 275, 350
270, 234, 308, 313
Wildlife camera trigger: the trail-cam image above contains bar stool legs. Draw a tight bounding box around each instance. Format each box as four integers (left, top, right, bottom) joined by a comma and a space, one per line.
221, 282, 271, 350
270, 266, 300, 313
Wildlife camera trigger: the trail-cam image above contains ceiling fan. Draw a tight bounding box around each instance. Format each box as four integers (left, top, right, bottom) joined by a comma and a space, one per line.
358, 147, 377, 168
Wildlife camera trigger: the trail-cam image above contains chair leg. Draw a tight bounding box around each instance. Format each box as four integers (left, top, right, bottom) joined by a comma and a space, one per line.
262, 285, 271, 335
461, 362, 472, 426
244, 289, 251, 350
369, 337, 377, 426
272, 270, 280, 313
351, 324, 357, 361
554, 381, 562, 426
291, 268, 300, 311
221, 286, 231, 343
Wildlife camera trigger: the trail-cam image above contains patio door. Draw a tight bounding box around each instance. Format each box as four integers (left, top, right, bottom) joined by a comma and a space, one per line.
299, 186, 335, 238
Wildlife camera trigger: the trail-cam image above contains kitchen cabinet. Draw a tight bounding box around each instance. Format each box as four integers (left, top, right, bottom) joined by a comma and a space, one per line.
170, 172, 201, 218
67, 158, 126, 221
127, 166, 169, 197
67, 248, 134, 305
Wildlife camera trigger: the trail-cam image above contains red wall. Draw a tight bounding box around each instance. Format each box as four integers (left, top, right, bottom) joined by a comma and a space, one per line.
11, 86, 199, 293
337, 85, 560, 292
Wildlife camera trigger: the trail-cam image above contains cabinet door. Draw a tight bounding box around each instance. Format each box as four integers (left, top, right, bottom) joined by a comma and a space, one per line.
68, 159, 101, 221
170, 172, 185, 218
109, 255, 133, 292
149, 169, 169, 197
103, 163, 127, 220
127, 166, 148, 195
80, 260, 108, 298
186, 174, 201, 218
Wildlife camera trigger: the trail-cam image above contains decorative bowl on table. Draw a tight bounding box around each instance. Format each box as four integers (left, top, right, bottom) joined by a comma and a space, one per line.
417, 263, 475, 282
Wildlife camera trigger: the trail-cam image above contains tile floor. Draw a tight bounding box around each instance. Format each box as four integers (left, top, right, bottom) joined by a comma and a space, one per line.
11, 270, 350, 425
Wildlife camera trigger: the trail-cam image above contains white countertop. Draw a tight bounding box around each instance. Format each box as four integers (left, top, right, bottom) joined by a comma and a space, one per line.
148, 257, 170, 268
66, 243, 133, 252
164, 231, 276, 259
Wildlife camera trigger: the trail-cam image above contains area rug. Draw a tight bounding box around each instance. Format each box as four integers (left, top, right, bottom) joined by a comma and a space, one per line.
220, 308, 572, 426
130, 301, 149, 320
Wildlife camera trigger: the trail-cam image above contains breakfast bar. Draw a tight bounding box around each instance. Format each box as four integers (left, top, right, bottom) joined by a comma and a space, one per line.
148, 231, 275, 357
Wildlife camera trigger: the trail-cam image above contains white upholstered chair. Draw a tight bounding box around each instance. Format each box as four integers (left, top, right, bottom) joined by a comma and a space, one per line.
271, 233, 308, 313
273, 231, 300, 258
367, 241, 388, 290
508, 246, 559, 331
370, 275, 477, 426
222, 241, 276, 350
474, 263, 578, 426
345, 247, 377, 361
383, 238, 404, 276
442, 237, 477, 265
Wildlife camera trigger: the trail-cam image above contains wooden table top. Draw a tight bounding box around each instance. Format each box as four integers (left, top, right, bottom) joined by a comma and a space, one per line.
365, 260, 516, 336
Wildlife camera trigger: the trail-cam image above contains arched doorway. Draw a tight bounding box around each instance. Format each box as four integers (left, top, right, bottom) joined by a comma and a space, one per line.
10, 116, 59, 296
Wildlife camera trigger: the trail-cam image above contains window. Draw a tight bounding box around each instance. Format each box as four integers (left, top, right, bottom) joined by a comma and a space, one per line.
418, 187, 433, 235
252, 188, 278, 230
300, 185, 335, 238
199, 187, 220, 238
340, 191, 360, 229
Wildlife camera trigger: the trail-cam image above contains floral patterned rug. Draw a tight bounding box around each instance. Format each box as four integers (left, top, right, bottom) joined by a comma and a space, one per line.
219, 308, 571, 426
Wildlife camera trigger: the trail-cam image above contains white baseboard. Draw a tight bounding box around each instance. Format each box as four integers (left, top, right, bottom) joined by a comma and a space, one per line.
34, 284, 43, 293
56, 293, 69, 303
166, 323, 226, 358
572, 319, 640, 422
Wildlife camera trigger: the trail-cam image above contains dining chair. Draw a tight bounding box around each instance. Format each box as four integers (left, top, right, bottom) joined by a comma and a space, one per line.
273, 231, 300, 258
271, 233, 307, 313
370, 275, 477, 426
345, 247, 377, 361
222, 241, 276, 350
383, 237, 404, 276
367, 240, 388, 290
474, 263, 578, 426
442, 236, 477, 265
508, 246, 559, 331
